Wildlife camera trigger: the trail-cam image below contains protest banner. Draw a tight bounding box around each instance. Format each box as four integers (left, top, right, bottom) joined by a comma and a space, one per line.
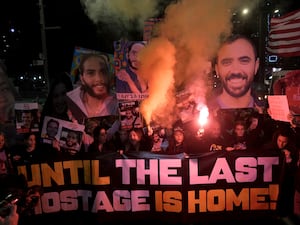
16, 150, 282, 225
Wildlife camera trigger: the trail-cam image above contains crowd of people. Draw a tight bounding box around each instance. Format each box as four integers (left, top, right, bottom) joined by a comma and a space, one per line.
0, 34, 299, 225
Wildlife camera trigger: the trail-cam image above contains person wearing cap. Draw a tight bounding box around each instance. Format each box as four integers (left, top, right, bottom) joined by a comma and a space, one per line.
165, 126, 189, 154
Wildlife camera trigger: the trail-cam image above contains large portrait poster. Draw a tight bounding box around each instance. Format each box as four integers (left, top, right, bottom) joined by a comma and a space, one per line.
70, 46, 115, 87
114, 40, 149, 101
15, 102, 40, 134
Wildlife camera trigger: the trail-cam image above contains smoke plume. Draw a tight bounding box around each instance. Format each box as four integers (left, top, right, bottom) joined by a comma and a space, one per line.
81, 0, 242, 128
139, 0, 240, 127
80, 0, 160, 31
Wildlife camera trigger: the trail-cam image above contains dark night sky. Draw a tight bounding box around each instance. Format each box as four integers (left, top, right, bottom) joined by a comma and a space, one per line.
0, 0, 108, 75
0, 0, 168, 76
1, 0, 300, 77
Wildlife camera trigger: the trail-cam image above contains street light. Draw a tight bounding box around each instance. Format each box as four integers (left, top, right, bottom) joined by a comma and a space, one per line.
242, 8, 249, 15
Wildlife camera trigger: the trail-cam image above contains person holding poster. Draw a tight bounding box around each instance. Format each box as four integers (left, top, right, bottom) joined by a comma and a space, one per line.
273, 70, 300, 115
66, 53, 119, 141
166, 126, 189, 154
87, 125, 116, 154
225, 120, 248, 151
123, 128, 152, 153
56, 127, 84, 157
262, 127, 298, 222
40, 72, 74, 126
121, 108, 143, 130
209, 34, 260, 110
10, 133, 44, 165
62, 130, 81, 153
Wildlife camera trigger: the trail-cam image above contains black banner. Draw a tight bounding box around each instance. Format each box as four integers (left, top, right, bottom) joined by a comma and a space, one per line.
16, 150, 282, 225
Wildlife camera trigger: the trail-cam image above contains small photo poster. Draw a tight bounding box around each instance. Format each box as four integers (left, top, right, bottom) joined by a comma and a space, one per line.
176, 90, 198, 124
59, 127, 84, 153
41, 116, 85, 153
41, 116, 61, 144
119, 100, 144, 130
15, 102, 40, 134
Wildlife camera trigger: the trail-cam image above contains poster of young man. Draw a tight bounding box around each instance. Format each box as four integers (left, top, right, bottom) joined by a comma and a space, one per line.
209, 34, 260, 110
41, 116, 61, 144
15, 102, 40, 134
41, 116, 85, 151
114, 40, 149, 101
119, 100, 144, 130
59, 127, 84, 154
69, 46, 115, 87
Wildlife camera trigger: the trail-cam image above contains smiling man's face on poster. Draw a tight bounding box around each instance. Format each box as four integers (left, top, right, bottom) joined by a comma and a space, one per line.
215, 38, 259, 99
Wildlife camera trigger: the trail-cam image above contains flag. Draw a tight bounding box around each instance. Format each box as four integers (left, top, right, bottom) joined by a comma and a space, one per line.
267, 8, 300, 57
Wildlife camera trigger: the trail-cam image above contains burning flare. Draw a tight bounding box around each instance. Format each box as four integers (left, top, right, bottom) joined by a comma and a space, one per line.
197, 105, 209, 136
